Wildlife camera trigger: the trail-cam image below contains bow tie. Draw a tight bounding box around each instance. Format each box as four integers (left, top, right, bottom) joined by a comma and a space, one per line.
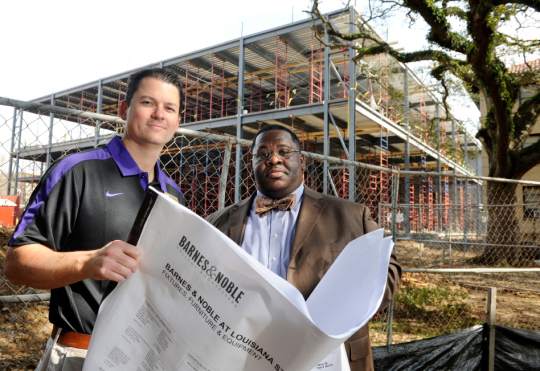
255, 194, 296, 215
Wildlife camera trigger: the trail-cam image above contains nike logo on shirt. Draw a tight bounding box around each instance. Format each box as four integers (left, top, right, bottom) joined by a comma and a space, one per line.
105, 191, 124, 198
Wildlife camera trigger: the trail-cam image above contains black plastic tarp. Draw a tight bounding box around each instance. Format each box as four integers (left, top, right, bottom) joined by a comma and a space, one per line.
373, 324, 540, 371
495, 325, 540, 371
373, 325, 485, 370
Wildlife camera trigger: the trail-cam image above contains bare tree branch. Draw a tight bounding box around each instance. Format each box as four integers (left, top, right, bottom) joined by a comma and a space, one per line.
402, 0, 471, 53
498, 33, 540, 50
444, 6, 469, 18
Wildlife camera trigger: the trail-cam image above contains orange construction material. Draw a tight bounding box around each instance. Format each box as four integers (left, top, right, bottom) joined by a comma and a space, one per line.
379, 129, 390, 206
442, 175, 450, 227
0, 195, 19, 227
428, 176, 434, 230
309, 48, 323, 104
275, 38, 289, 108
409, 184, 417, 231
459, 185, 465, 230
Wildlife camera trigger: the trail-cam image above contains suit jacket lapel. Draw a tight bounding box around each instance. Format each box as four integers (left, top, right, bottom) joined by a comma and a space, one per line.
289, 188, 324, 267
228, 196, 253, 245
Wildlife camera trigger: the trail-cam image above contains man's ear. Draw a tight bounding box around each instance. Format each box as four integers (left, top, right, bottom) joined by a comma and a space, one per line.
119, 100, 128, 120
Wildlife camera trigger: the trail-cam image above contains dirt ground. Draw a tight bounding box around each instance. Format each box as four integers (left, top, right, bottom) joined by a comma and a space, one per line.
0, 235, 539, 369
0, 302, 50, 370
375, 240, 540, 345
0, 228, 51, 370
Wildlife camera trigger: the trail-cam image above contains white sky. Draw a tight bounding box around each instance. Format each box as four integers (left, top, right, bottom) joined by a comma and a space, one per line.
0, 0, 480, 128
1, 0, 352, 100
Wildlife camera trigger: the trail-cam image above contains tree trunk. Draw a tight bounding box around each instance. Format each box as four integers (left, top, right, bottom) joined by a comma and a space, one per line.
477, 181, 530, 265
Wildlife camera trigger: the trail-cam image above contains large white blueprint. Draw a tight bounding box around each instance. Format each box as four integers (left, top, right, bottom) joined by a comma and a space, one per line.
83, 188, 394, 371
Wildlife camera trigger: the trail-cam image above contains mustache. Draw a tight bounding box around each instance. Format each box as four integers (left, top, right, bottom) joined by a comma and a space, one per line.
265, 166, 287, 174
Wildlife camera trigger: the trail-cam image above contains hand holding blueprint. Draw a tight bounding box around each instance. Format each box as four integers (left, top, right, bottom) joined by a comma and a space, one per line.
84, 188, 394, 371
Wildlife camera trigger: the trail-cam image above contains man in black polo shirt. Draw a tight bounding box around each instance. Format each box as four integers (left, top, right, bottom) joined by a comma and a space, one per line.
4, 68, 184, 370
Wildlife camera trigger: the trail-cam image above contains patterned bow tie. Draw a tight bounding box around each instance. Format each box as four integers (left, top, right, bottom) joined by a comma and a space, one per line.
255, 194, 296, 215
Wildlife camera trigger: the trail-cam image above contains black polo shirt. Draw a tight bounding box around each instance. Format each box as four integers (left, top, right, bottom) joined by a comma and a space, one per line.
9, 136, 184, 334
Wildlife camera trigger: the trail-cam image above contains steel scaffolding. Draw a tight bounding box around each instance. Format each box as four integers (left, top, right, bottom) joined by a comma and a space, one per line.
1, 6, 482, 233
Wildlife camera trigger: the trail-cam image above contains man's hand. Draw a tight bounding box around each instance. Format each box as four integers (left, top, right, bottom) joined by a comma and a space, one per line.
4, 241, 140, 289
83, 240, 140, 282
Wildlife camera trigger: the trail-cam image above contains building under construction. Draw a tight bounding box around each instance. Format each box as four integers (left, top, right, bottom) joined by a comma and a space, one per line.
5, 7, 482, 230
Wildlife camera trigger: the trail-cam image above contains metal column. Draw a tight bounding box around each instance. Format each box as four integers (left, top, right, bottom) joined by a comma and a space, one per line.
435, 104, 442, 230
235, 37, 245, 203
95, 81, 103, 146
7, 108, 18, 195
451, 118, 458, 232
403, 68, 411, 234
46, 95, 55, 168
347, 7, 357, 201
476, 149, 483, 234
487, 287, 497, 371
13, 111, 24, 194
322, 29, 330, 195
218, 142, 233, 210
463, 132, 469, 240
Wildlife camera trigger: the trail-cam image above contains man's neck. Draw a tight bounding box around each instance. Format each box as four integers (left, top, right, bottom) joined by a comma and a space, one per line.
122, 137, 161, 182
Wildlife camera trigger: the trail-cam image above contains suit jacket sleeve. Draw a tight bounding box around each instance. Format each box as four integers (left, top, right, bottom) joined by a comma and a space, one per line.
206, 210, 220, 226
207, 205, 235, 233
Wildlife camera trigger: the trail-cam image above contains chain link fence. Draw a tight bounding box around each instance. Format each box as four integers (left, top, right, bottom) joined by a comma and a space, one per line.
370, 270, 540, 346
0, 98, 539, 367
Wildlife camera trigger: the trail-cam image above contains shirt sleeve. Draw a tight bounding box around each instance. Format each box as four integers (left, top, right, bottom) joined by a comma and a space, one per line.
9, 163, 81, 251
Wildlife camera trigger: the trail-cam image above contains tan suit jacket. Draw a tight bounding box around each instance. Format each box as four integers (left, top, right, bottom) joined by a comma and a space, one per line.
208, 187, 401, 371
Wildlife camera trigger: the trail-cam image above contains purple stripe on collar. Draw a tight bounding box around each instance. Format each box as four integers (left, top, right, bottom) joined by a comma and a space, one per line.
157, 165, 181, 194
108, 137, 177, 193
106, 136, 142, 177
11, 137, 180, 244
109, 137, 179, 194
11, 146, 111, 241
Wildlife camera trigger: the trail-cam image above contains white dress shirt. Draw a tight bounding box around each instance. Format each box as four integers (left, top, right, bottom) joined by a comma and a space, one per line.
241, 184, 305, 278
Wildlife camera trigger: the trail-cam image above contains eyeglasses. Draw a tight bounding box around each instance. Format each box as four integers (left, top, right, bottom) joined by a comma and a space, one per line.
253, 148, 301, 162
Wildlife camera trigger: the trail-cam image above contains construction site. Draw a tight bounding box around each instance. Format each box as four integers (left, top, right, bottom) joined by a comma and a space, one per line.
1, 6, 538, 370
3, 7, 482, 234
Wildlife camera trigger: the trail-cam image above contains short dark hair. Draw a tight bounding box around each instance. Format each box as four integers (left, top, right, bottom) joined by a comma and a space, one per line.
250, 124, 301, 151
125, 68, 183, 107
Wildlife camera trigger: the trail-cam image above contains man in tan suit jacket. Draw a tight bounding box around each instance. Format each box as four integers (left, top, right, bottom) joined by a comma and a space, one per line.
208, 125, 401, 371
